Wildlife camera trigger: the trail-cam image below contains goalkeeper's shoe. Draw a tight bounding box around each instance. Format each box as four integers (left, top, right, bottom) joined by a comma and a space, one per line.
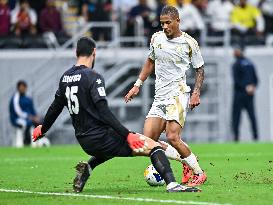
167, 184, 201, 193
181, 162, 193, 184
187, 172, 207, 187
73, 161, 90, 193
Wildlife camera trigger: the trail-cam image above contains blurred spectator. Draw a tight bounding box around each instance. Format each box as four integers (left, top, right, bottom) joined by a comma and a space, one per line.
28, 0, 46, 18
39, 0, 63, 34
230, 0, 265, 45
8, 0, 16, 10
112, 0, 138, 35
168, 0, 177, 5
259, 0, 273, 34
207, 0, 234, 34
10, 0, 37, 37
176, 0, 183, 13
126, 0, 156, 39
80, 0, 112, 41
112, 0, 138, 18
176, 0, 205, 42
9, 80, 43, 147
56, 0, 79, 37
231, 46, 259, 142
155, 0, 168, 30
0, 0, 10, 36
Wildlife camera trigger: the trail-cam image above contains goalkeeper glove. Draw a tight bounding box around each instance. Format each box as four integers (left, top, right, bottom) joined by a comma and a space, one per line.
32, 125, 44, 142
127, 132, 147, 153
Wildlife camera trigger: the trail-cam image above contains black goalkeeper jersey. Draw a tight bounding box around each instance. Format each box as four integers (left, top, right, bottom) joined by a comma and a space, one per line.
41, 65, 129, 139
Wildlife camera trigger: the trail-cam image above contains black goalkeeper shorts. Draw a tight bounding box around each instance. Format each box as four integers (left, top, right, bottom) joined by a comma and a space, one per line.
78, 128, 133, 158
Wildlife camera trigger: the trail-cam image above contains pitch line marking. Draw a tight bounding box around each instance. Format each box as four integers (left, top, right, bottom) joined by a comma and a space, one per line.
0, 188, 231, 205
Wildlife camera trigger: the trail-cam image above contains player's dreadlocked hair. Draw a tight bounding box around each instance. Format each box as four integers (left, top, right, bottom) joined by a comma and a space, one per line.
76, 37, 96, 57
160, 6, 179, 19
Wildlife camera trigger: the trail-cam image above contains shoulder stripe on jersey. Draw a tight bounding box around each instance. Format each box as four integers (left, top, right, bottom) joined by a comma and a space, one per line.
13, 92, 28, 119
183, 32, 199, 54
151, 31, 164, 44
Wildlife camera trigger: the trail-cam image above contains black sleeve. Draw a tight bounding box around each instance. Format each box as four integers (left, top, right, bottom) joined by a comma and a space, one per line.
41, 89, 65, 134
90, 73, 107, 104
95, 99, 130, 138
249, 63, 258, 86
233, 63, 245, 90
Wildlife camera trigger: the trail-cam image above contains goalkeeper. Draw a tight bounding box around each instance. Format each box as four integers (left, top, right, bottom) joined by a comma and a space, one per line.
32, 37, 200, 193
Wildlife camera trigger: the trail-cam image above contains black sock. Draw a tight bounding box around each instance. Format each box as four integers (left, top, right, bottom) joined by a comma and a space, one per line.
150, 146, 176, 185
88, 156, 112, 170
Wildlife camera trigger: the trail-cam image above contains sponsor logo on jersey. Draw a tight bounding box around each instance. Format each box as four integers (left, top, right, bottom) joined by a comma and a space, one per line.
97, 87, 106, 96
156, 43, 162, 49
62, 74, 81, 83
96, 79, 102, 84
175, 45, 183, 53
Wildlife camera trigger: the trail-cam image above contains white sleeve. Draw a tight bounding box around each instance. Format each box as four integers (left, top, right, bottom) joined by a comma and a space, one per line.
148, 34, 157, 61
11, 9, 18, 24
13, 92, 28, 119
186, 37, 204, 68
29, 9, 37, 25
191, 47, 204, 68
256, 14, 265, 32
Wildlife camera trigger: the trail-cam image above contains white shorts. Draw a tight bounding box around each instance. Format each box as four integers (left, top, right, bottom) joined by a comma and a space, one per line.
146, 92, 190, 127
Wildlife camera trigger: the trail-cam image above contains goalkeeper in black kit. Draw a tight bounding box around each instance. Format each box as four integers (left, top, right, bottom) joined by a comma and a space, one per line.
32, 37, 200, 193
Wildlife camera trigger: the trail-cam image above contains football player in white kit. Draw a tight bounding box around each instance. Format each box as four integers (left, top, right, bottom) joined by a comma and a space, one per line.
125, 6, 207, 186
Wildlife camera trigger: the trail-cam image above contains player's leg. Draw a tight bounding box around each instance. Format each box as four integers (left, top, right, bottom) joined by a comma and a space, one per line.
14, 118, 27, 148
144, 106, 183, 162
72, 133, 115, 192
143, 117, 183, 161
24, 125, 31, 146
165, 121, 206, 186
143, 117, 199, 183
164, 93, 206, 186
73, 156, 112, 193
166, 121, 190, 157
15, 127, 24, 148
132, 134, 200, 192
144, 98, 203, 184
143, 115, 200, 186
232, 93, 243, 142
143, 117, 165, 141
245, 96, 258, 141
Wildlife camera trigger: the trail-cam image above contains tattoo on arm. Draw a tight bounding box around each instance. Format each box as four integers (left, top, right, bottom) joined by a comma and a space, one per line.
193, 66, 204, 95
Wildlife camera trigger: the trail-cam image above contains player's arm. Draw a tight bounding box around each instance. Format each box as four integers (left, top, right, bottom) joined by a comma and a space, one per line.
90, 74, 146, 151
188, 37, 205, 110
91, 74, 130, 137
138, 58, 155, 82
124, 58, 154, 103
96, 100, 152, 152
32, 89, 65, 142
189, 65, 204, 110
95, 99, 130, 137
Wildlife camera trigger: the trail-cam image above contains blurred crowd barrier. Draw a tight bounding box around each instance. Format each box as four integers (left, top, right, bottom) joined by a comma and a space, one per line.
0, 47, 272, 146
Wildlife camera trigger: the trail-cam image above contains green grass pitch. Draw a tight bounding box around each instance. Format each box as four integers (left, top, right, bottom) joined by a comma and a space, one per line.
0, 143, 272, 205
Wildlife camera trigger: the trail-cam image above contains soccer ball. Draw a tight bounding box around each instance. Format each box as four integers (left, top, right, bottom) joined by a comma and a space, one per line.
144, 164, 165, 186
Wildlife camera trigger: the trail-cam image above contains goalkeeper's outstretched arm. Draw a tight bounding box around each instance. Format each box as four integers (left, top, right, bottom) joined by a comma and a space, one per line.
41, 94, 65, 134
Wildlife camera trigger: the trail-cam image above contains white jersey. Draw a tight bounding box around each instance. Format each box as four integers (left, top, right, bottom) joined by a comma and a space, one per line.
148, 31, 204, 100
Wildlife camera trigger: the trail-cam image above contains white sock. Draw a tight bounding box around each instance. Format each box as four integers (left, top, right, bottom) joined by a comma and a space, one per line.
183, 153, 203, 175
166, 182, 179, 190
164, 143, 183, 162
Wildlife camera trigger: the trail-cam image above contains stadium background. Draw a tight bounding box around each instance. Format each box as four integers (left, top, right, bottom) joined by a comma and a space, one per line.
0, 0, 273, 145
1, 1, 273, 205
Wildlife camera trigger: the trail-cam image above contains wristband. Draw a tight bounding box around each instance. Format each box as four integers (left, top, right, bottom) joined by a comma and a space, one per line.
134, 79, 143, 87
